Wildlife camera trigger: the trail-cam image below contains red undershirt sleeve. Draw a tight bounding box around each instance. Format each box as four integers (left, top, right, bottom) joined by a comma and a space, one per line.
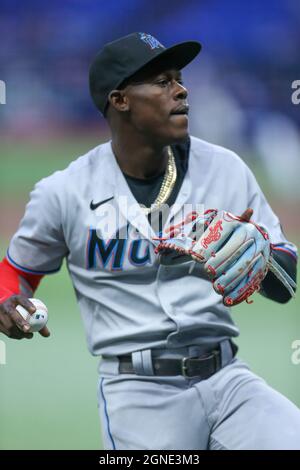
0, 257, 43, 303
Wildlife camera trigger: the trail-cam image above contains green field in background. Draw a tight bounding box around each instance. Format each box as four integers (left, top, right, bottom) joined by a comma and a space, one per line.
0, 136, 105, 196
0, 137, 299, 450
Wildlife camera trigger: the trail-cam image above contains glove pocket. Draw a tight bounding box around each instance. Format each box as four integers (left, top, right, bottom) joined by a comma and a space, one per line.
211, 243, 259, 294
222, 253, 267, 306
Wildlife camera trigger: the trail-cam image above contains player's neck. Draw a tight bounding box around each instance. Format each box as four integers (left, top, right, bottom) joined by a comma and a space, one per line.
111, 135, 169, 180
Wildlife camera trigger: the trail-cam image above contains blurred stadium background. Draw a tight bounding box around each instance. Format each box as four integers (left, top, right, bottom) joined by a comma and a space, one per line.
0, 0, 299, 449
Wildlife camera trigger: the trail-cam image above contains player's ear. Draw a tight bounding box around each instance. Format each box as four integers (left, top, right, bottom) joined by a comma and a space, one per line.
108, 90, 130, 113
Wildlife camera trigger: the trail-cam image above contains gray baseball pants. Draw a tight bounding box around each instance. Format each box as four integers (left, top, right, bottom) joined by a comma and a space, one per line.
97, 341, 300, 450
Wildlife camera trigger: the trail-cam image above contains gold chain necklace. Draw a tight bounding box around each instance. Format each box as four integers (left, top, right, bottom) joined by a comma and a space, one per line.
140, 146, 177, 214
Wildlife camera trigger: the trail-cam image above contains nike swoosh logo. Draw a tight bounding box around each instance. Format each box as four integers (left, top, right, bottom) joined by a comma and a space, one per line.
90, 196, 114, 210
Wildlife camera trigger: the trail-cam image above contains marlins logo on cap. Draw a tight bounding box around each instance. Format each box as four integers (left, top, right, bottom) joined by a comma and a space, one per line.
139, 33, 164, 50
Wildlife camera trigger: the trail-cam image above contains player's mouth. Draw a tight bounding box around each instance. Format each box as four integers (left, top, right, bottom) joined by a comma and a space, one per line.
169, 104, 189, 123
170, 104, 189, 116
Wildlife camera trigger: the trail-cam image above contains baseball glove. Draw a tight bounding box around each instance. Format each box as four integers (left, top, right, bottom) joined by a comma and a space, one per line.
154, 208, 296, 306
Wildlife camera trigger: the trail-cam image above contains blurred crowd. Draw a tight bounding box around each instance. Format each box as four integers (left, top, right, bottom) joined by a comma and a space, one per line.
0, 0, 299, 197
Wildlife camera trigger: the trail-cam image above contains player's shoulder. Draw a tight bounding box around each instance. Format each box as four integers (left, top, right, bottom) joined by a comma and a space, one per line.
62, 140, 112, 175
189, 135, 247, 169
34, 140, 112, 191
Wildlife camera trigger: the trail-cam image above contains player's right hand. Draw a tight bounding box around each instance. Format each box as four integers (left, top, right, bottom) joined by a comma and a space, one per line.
0, 294, 50, 339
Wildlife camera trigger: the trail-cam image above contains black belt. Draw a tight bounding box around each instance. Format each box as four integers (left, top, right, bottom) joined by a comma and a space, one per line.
117, 342, 236, 379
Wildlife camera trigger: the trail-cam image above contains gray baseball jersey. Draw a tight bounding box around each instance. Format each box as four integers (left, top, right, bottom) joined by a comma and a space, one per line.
7, 136, 289, 357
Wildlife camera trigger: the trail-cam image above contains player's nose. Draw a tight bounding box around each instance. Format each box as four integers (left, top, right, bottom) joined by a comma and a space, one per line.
174, 82, 188, 101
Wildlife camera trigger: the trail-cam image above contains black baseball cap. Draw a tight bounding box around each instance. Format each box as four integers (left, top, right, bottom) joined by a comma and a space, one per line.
89, 32, 202, 115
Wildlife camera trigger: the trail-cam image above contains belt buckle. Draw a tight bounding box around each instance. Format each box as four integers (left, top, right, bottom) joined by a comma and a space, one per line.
181, 351, 220, 378
181, 356, 198, 378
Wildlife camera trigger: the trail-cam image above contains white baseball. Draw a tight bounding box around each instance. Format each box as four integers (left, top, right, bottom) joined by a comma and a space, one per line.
16, 298, 48, 333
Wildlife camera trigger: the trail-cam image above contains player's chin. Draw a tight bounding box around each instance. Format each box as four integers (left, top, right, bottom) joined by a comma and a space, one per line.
168, 127, 189, 143
166, 117, 189, 142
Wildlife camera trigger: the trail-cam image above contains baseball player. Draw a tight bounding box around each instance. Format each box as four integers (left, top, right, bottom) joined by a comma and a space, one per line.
0, 32, 300, 450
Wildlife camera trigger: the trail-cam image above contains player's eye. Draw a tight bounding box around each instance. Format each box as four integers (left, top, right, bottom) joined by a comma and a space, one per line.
156, 79, 170, 87
155, 77, 184, 87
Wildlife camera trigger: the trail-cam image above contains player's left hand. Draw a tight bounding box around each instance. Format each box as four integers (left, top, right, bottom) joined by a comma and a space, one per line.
191, 208, 270, 306
155, 208, 271, 306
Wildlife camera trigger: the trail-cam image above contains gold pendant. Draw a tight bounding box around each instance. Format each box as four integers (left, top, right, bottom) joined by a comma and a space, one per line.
140, 146, 177, 214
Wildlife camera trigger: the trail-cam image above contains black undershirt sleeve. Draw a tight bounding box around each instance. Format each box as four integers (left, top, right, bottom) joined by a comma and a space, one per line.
260, 247, 297, 303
